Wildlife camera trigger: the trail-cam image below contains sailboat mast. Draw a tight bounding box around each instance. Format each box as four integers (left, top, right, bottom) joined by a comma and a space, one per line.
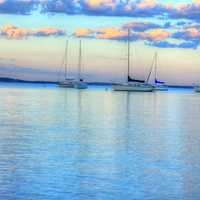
155, 52, 157, 81
64, 40, 68, 80
78, 40, 82, 81
127, 29, 130, 82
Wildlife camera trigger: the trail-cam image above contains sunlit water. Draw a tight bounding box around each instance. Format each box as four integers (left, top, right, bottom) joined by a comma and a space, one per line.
0, 83, 200, 200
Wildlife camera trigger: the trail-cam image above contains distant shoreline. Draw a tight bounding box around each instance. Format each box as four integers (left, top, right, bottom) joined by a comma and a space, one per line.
0, 77, 57, 84
0, 77, 194, 89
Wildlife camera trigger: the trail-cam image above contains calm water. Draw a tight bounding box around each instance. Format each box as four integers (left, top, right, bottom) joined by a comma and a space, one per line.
0, 83, 200, 200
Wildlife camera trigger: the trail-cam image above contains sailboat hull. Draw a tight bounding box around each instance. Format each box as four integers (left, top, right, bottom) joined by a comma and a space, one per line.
58, 80, 75, 88
112, 83, 154, 92
73, 81, 88, 89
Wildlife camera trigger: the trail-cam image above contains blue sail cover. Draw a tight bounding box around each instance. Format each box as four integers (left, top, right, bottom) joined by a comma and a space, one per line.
155, 79, 165, 84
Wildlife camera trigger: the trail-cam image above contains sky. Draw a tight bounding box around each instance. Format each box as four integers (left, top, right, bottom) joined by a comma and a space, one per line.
0, 0, 200, 85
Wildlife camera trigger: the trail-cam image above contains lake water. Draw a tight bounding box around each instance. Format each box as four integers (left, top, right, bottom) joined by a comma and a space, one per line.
0, 83, 200, 200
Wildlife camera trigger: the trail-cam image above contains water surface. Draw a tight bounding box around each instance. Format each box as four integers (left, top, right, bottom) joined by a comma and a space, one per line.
0, 83, 200, 200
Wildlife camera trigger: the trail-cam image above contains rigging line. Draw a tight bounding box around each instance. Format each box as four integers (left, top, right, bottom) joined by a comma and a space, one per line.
157, 53, 161, 79
146, 53, 156, 83
57, 40, 67, 82
127, 29, 130, 79
155, 52, 157, 81
64, 40, 68, 80
78, 40, 82, 81
57, 53, 65, 82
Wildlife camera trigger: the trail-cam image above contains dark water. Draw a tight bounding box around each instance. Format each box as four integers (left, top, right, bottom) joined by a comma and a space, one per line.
0, 83, 200, 200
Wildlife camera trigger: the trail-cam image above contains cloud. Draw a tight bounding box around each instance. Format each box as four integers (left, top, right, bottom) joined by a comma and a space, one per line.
170, 2, 200, 21
0, 0, 39, 15
133, 0, 172, 17
73, 22, 199, 49
36, 27, 65, 36
0, 0, 200, 23
75, 28, 93, 37
1, 24, 66, 39
40, 0, 173, 18
73, 26, 172, 43
39, 1, 200, 23
1, 1, 200, 49
96, 27, 128, 40
139, 29, 171, 41
41, 0, 79, 14
1, 25, 32, 39
85, 0, 116, 10
123, 21, 161, 32
172, 27, 200, 41
74, 27, 142, 41
147, 41, 199, 49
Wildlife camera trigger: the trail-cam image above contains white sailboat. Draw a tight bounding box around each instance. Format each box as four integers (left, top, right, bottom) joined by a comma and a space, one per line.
73, 40, 88, 89
147, 52, 168, 91
112, 30, 153, 92
58, 40, 75, 88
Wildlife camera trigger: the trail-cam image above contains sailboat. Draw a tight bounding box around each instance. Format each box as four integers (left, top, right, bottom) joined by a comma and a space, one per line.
73, 40, 88, 89
112, 30, 154, 92
58, 40, 75, 88
147, 52, 168, 91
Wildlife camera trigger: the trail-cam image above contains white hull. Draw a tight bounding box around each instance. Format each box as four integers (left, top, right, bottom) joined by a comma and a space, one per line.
58, 79, 74, 88
153, 85, 168, 91
73, 81, 88, 89
194, 86, 200, 92
112, 83, 154, 92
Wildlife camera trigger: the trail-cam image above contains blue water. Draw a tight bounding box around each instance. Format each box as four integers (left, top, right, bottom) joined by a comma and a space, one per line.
0, 83, 200, 200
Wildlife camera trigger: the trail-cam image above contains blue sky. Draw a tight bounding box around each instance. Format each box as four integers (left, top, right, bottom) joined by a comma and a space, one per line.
0, 0, 200, 85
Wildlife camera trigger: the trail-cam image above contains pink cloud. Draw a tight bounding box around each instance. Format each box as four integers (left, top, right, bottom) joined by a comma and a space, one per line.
36, 27, 65, 36
142, 29, 172, 41
85, 0, 116, 9
96, 27, 128, 39
1, 24, 65, 39
137, 0, 156, 9
1, 24, 32, 39
186, 27, 200, 38
75, 28, 93, 37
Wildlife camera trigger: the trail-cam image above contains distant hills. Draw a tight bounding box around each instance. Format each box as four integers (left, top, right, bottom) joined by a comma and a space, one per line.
0, 77, 57, 84
0, 76, 193, 88
0, 77, 112, 85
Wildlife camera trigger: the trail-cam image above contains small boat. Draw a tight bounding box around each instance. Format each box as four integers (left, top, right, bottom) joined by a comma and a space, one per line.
194, 85, 200, 92
73, 40, 88, 89
154, 53, 168, 91
112, 29, 153, 92
149, 52, 168, 91
58, 40, 75, 88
